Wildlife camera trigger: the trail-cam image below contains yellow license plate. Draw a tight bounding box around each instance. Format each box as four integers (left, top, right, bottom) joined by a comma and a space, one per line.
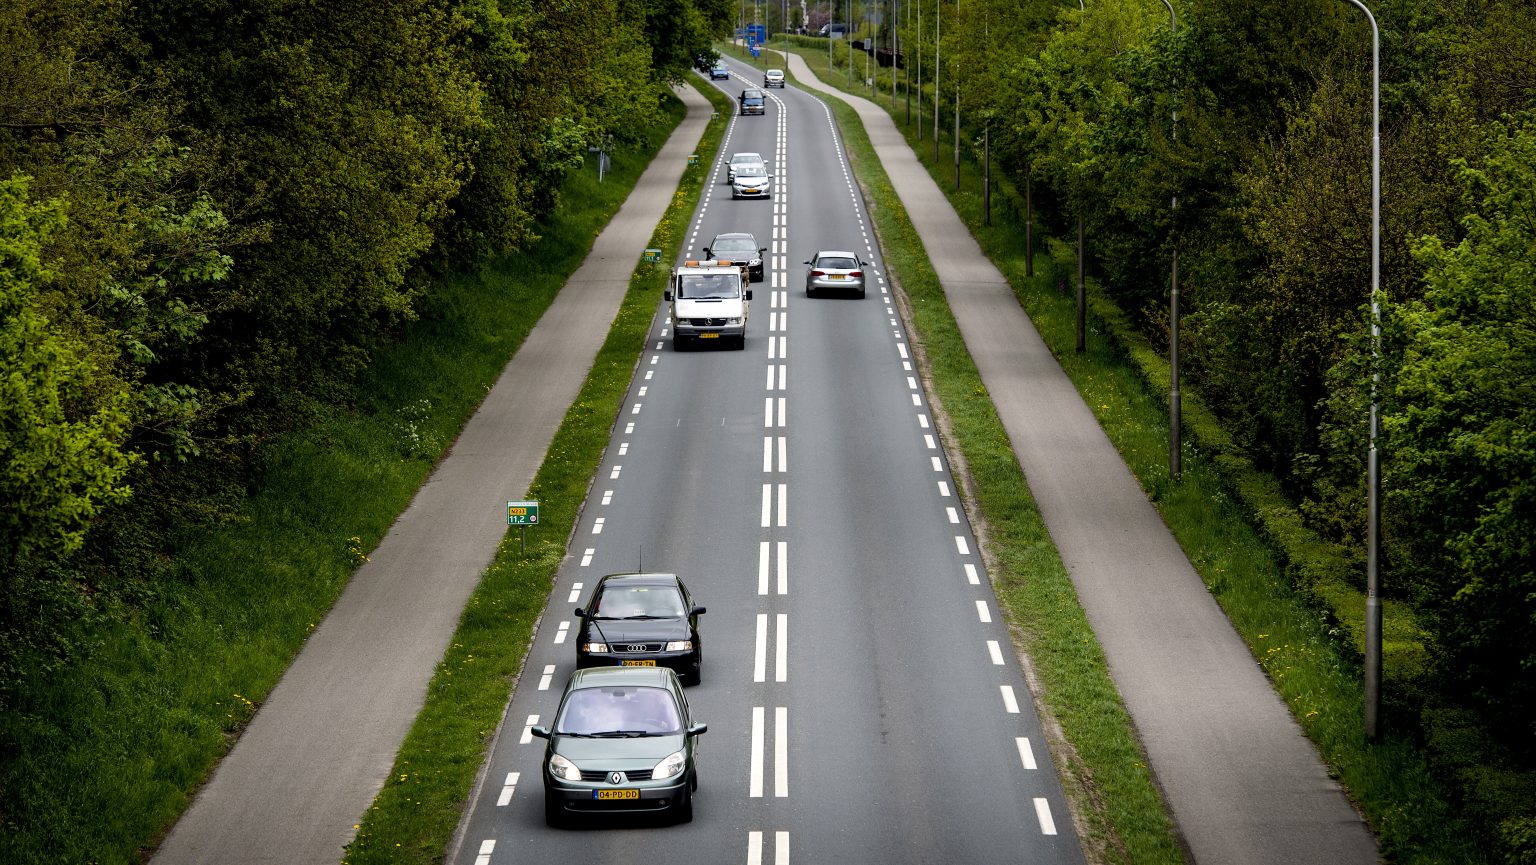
828, 274, 845, 279
595, 789, 640, 800
621, 659, 656, 666
700, 333, 719, 339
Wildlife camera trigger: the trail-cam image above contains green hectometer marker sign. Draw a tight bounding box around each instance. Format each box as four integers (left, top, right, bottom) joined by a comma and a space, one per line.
507, 500, 540, 525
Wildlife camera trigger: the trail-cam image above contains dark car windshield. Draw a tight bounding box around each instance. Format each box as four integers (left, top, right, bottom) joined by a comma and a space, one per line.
556, 686, 682, 736
677, 273, 741, 299
741, 92, 764, 103
596, 585, 687, 619
817, 256, 857, 270
713, 238, 757, 256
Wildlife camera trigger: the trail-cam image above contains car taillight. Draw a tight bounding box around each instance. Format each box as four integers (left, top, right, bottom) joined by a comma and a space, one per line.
811, 270, 826, 277
850, 270, 863, 278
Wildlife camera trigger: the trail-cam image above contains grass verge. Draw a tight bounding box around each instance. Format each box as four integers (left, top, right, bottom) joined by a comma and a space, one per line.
339, 80, 733, 864
0, 89, 699, 865
764, 39, 1479, 864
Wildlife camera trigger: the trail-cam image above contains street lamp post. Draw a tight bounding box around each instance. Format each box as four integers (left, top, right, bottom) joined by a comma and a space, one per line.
1156, 0, 1181, 482
1339, 0, 1384, 742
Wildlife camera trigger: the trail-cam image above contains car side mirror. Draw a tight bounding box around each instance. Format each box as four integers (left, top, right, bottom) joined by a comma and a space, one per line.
702, 247, 711, 256
687, 723, 708, 736
691, 606, 707, 616
574, 607, 586, 618
802, 260, 811, 265
744, 289, 753, 301
531, 725, 551, 739
759, 247, 768, 255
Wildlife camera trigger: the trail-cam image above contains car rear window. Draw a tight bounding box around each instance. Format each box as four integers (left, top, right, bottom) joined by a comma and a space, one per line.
557, 687, 682, 735
596, 585, 686, 618
818, 257, 857, 270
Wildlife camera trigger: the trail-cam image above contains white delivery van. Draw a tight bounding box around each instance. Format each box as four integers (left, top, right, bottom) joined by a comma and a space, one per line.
665, 260, 752, 350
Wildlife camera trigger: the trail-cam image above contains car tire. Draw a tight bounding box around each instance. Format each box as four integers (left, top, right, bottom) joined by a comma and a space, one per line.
734, 335, 746, 351
545, 791, 571, 829
674, 336, 689, 352
672, 786, 694, 824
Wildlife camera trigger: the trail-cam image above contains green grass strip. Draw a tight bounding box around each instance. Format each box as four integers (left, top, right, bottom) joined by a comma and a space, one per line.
761, 39, 1476, 865
339, 81, 733, 864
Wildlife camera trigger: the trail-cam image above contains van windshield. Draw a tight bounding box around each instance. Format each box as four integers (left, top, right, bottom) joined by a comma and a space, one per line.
678, 273, 741, 299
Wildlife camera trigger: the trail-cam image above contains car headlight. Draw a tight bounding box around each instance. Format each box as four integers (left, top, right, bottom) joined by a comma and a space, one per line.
582, 642, 608, 654
664, 640, 693, 651
725, 317, 745, 326
549, 753, 581, 781
652, 750, 687, 780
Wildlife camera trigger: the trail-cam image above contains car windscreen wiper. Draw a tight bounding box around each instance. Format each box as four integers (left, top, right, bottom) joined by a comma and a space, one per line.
589, 730, 654, 738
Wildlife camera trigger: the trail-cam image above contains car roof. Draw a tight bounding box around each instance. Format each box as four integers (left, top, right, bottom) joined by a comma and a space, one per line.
568, 665, 680, 690
711, 232, 757, 243
742, 89, 764, 97
766, 69, 783, 75
731, 152, 762, 162
596, 572, 682, 588
813, 250, 860, 259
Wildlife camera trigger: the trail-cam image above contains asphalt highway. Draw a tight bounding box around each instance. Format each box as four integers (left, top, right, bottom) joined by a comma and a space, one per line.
447, 58, 1085, 865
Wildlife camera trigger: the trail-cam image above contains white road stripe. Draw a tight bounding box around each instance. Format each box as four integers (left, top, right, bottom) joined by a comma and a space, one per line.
778, 436, 787, 472
925, 434, 936, 449
610, 465, 621, 479
759, 542, 770, 595
976, 600, 992, 623
496, 772, 520, 807
911, 393, 922, 406
965, 563, 980, 585
763, 437, 773, 473
761, 484, 772, 527
777, 364, 787, 390
777, 540, 788, 595
955, 536, 970, 555
907, 376, 918, 390
918, 414, 930, 428
1035, 798, 1058, 835
475, 837, 494, 865
1016, 737, 1038, 771
987, 641, 1004, 665
1001, 685, 1020, 714
766, 365, 775, 390
775, 706, 789, 797
568, 582, 582, 603
932, 456, 943, 472
750, 707, 765, 797
519, 715, 540, 744
776, 831, 789, 865
754, 614, 768, 682
555, 621, 570, 644
602, 490, 613, 505
777, 397, 786, 427
581, 549, 594, 567
776, 613, 788, 682
947, 507, 960, 523
938, 481, 951, 497
777, 483, 787, 527
748, 831, 764, 865
539, 664, 555, 690
765, 397, 774, 427
592, 517, 604, 534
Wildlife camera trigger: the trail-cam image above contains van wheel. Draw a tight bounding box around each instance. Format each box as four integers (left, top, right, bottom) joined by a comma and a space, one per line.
674, 336, 689, 352
734, 336, 746, 350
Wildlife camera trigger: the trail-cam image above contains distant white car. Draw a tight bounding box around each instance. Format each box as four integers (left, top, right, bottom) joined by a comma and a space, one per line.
727, 151, 763, 184
764, 69, 785, 87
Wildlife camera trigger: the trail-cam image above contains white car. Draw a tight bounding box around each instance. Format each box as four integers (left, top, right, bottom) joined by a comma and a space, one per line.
727, 151, 763, 184
764, 69, 785, 87
731, 162, 771, 199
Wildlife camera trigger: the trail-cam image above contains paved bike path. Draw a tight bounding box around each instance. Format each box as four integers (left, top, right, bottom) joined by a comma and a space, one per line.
152, 83, 714, 865
780, 52, 1379, 865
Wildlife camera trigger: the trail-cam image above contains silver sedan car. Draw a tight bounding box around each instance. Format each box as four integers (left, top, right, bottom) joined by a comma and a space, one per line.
804, 251, 868, 297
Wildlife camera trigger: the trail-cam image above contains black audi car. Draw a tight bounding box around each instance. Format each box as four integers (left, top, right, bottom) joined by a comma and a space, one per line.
575, 573, 705, 685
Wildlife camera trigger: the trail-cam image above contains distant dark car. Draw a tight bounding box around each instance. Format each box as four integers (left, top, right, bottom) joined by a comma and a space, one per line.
739, 88, 766, 115
575, 573, 705, 685
710, 63, 731, 80
532, 667, 706, 827
705, 232, 767, 283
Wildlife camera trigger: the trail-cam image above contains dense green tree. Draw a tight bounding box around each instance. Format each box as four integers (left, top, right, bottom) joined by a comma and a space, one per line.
1389, 118, 1536, 747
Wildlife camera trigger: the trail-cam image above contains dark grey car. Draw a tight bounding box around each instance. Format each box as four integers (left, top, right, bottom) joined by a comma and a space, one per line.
533, 667, 706, 827
705, 232, 767, 283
